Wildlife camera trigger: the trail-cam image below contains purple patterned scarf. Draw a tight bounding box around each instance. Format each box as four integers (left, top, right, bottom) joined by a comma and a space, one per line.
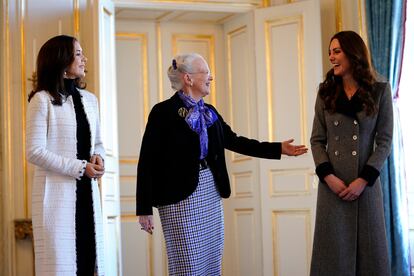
178, 91, 218, 159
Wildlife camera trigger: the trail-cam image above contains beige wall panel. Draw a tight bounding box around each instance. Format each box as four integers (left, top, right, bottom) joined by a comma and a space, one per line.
1, 0, 7, 273
159, 22, 225, 111
121, 222, 152, 276
319, 0, 337, 73
116, 19, 162, 276
234, 209, 258, 276
318, 0, 367, 73
100, 8, 117, 156
222, 11, 262, 276
232, 171, 254, 198
272, 210, 311, 276
103, 172, 117, 199
227, 26, 254, 162
266, 16, 305, 143
269, 169, 310, 196
173, 34, 216, 104
1, 0, 83, 274
116, 34, 148, 161
119, 175, 136, 197
227, 27, 251, 137
119, 177, 135, 203
15, 239, 34, 276
254, 2, 322, 275
105, 217, 122, 276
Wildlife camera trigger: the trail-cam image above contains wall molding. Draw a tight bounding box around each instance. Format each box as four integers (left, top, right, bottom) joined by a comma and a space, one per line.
1, 0, 17, 274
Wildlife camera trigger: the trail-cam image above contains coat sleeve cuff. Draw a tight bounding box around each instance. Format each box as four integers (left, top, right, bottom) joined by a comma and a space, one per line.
315, 162, 334, 182
76, 160, 88, 180
136, 206, 153, 216
359, 165, 380, 186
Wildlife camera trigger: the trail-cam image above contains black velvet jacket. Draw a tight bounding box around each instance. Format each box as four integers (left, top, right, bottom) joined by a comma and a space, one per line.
136, 93, 282, 215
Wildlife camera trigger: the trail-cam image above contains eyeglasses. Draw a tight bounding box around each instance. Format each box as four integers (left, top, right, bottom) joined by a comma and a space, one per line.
187, 71, 211, 75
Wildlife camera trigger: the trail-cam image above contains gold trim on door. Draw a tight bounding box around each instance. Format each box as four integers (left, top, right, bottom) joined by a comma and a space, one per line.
116, 32, 150, 123
264, 15, 305, 142
20, 0, 29, 218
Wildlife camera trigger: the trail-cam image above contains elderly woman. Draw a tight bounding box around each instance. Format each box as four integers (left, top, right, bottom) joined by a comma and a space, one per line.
136, 53, 307, 275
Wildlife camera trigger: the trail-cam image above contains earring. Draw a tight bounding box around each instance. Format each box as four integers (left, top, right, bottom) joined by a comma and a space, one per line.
64, 71, 67, 77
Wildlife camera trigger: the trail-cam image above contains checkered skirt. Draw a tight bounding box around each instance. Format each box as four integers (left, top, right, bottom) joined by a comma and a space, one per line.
158, 167, 224, 276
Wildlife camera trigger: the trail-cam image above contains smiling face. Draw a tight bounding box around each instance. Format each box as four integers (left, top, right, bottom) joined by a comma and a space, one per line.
189, 57, 213, 98
65, 40, 87, 79
329, 38, 352, 78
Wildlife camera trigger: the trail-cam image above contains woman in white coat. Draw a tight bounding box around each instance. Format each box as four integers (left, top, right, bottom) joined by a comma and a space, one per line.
26, 35, 105, 276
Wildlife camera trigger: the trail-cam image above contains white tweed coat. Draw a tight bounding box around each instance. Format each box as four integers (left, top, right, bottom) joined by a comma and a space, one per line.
26, 90, 105, 276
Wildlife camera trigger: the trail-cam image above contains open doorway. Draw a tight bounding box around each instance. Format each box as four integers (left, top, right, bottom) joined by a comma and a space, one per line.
113, 1, 323, 275
115, 8, 230, 276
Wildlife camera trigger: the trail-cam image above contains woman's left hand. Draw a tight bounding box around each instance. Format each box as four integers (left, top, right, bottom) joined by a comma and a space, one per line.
339, 178, 367, 201
281, 139, 308, 156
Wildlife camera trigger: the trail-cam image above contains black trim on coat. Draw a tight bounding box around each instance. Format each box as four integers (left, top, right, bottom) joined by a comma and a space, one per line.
359, 164, 380, 186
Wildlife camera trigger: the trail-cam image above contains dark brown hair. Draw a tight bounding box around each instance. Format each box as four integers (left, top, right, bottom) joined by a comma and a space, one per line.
319, 31, 377, 115
28, 35, 86, 105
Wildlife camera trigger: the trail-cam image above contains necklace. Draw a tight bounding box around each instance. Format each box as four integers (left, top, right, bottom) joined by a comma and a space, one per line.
344, 87, 359, 100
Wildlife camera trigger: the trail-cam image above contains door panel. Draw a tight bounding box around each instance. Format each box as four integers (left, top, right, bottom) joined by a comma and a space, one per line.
254, 1, 322, 275
115, 20, 159, 276
222, 12, 263, 276
96, 1, 122, 275
159, 22, 225, 106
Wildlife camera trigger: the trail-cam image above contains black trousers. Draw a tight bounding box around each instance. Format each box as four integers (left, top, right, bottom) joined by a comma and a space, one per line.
76, 177, 96, 276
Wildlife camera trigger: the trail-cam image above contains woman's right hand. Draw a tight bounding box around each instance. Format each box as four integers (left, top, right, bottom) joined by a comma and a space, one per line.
139, 215, 154, 234
84, 162, 105, 179
324, 174, 347, 195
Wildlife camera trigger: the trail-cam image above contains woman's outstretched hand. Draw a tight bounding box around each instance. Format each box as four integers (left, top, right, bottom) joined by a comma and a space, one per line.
281, 139, 308, 156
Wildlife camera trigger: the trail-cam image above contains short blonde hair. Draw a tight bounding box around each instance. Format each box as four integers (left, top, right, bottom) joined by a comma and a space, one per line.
167, 53, 204, 90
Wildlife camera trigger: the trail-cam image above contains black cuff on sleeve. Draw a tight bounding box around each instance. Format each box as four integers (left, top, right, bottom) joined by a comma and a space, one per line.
315, 162, 334, 182
359, 165, 380, 186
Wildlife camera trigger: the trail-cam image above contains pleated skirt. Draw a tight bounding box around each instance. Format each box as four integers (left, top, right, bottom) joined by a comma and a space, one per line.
158, 167, 224, 276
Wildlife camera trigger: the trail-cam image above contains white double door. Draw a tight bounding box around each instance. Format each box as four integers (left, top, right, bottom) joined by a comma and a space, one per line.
222, 1, 322, 276
115, 0, 323, 275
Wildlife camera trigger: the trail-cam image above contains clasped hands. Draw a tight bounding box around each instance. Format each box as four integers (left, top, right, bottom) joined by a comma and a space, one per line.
324, 174, 367, 201
84, 154, 105, 179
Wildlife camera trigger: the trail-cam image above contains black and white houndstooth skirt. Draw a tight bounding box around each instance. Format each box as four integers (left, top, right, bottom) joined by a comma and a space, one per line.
158, 167, 224, 276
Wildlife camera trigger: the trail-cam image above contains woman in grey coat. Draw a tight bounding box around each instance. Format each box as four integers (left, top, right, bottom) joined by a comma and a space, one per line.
310, 31, 393, 276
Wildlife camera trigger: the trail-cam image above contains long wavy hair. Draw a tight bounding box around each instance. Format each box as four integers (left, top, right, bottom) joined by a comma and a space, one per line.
319, 31, 377, 115
28, 35, 86, 105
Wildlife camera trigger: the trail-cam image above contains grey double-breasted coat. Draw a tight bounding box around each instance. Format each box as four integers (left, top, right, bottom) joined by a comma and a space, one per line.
310, 82, 393, 276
